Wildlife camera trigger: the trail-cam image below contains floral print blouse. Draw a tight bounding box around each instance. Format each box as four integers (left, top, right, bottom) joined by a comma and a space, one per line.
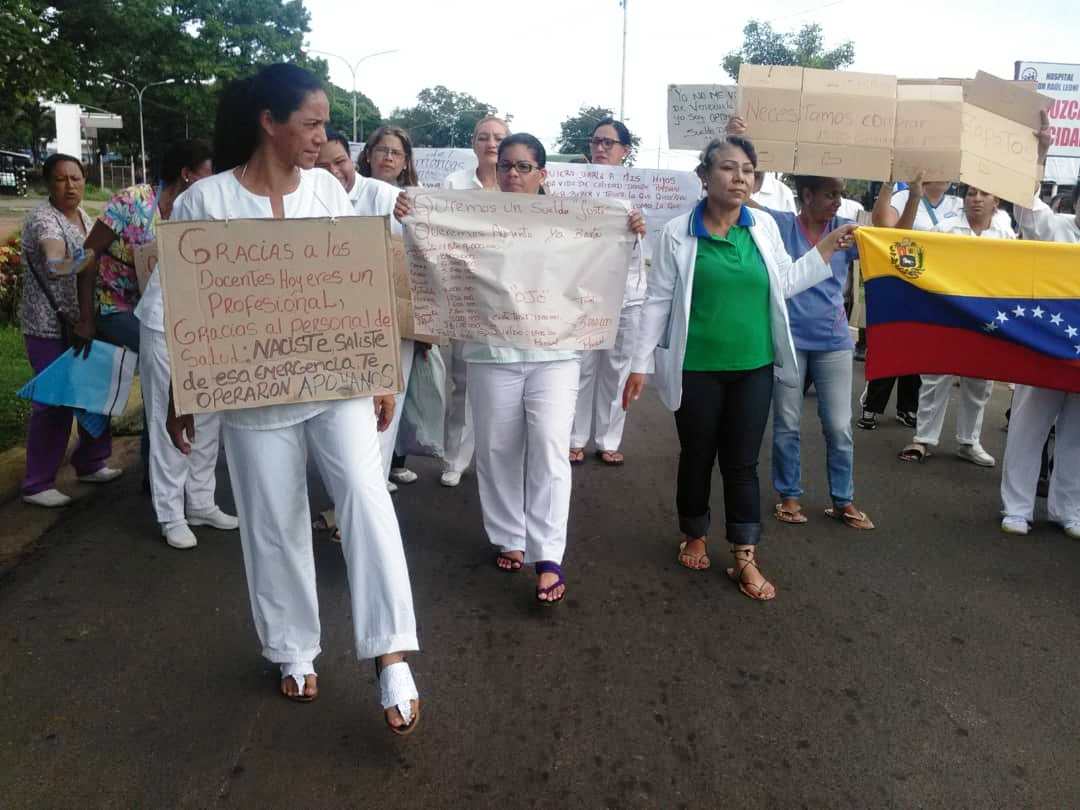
96, 183, 159, 314
19, 202, 91, 339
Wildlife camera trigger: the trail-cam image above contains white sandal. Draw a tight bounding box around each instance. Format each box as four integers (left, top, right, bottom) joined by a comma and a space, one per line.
280, 661, 318, 703
377, 660, 420, 736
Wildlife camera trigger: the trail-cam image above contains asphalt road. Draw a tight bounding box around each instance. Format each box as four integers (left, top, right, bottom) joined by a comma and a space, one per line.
2, 369, 1079, 809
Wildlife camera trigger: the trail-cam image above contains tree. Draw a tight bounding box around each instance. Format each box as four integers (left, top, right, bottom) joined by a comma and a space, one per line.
722, 21, 855, 80
555, 106, 641, 163
324, 82, 381, 144
388, 86, 502, 148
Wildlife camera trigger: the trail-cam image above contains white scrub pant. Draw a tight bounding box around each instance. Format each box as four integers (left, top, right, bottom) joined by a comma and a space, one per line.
223, 397, 418, 664
571, 304, 640, 453
442, 340, 475, 474
1001, 385, 1080, 525
468, 359, 580, 565
379, 339, 415, 477
913, 374, 994, 447
139, 324, 221, 524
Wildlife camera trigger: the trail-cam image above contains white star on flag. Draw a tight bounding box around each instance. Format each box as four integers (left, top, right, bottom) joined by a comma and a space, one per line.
1075, 344, 1080, 355
984, 321, 998, 332
1067, 326, 1079, 339
996, 311, 1009, 323
1012, 305, 1026, 317
1032, 306, 1045, 318
1051, 313, 1064, 325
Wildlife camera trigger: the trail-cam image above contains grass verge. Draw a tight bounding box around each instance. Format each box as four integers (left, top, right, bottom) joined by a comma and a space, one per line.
0, 324, 32, 452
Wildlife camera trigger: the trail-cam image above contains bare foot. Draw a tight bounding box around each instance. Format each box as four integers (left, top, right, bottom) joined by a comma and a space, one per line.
569, 448, 585, 463
280, 673, 318, 700
678, 536, 710, 570
496, 550, 524, 571
537, 571, 565, 602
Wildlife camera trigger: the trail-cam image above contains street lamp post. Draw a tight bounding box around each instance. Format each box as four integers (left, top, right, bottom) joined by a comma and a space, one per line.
103, 74, 174, 181
308, 48, 400, 143
619, 0, 629, 120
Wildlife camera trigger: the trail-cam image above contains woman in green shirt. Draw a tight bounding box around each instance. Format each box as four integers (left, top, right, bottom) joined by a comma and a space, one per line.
624, 136, 854, 600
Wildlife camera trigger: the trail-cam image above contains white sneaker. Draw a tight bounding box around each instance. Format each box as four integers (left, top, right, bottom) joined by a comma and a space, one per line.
1064, 523, 1080, 541
163, 522, 197, 549
387, 480, 398, 493
1001, 516, 1029, 536
23, 488, 72, 508
77, 466, 123, 483
440, 471, 462, 487
389, 467, 418, 484
187, 505, 239, 531
956, 444, 995, 467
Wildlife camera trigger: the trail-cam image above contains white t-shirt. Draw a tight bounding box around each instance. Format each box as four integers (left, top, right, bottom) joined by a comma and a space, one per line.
890, 190, 964, 232
752, 173, 796, 213
838, 197, 865, 221
1017, 195, 1080, 244
443, 167, 484, 190
931, 213, 1016, 240
168, 167, 355, 430
347, 174, 401, 234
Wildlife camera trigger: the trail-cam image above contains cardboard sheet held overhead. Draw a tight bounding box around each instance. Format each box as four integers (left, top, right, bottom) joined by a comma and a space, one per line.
736, 63, 802, 172
893, 81, 964, 182
794, 68, 896, 180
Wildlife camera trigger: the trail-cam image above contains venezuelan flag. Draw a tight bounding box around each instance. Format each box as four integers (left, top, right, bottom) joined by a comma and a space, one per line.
855, 227, 1080, 393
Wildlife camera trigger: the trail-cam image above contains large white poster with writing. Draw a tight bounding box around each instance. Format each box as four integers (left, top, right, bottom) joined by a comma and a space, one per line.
402, 190, 635, 351
667, 84, 738, 150
413, 148, 478, 188
543, 163, 701, 254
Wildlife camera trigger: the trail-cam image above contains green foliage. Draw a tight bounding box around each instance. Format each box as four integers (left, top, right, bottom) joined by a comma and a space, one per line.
722, 21, 855, 80
0, 324, 33, 452
555, 106, 641, 163
389, 86, 502, 148
324, 82, 381, 143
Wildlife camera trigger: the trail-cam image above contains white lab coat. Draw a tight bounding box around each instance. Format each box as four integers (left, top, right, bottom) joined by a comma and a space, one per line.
631, 208, 831, 412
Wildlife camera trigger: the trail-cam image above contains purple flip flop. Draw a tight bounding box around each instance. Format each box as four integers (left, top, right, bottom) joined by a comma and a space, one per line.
535, 561, 566, 606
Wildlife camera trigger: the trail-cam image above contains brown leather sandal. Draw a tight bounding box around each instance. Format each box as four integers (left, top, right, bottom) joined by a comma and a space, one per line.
824, 506, 876, 530
725, 547, 776, 601
677, 538, 710, 570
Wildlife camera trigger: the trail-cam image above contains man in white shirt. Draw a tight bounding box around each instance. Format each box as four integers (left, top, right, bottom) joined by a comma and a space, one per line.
751, 172, 797, 213
895, 182, 1016, 466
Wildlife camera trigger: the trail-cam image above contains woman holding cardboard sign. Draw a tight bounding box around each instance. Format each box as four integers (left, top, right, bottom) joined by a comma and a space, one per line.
569, 118, 645, 467
438, 115, 511, 488
166, 63, 421, 735
395, 132, 645, 604
623, 134, 854, 601
78, 140, 235, 551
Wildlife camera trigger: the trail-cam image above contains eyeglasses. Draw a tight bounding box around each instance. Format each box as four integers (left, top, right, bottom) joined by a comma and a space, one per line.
372, 146, 405, 159
589, 137, 623, 150
496, 160, 540, 175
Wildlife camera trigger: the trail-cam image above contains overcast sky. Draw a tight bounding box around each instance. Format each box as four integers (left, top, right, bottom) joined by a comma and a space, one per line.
304, 0, 1078, 169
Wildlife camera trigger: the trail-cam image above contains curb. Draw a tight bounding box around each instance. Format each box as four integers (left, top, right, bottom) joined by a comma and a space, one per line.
0, 378, 143, 505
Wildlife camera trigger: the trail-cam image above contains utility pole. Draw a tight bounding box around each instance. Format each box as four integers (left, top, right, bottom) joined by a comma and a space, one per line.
103, 74, 174, 182
308, 49, 400, 143
619, 0, 628, 120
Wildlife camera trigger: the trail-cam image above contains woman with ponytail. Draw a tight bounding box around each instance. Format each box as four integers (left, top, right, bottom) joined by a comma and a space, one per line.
167, 63, 421, 734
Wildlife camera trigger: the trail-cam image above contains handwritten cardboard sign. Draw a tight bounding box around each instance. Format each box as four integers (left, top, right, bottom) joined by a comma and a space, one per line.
402, 189, 636, 351
737, 64, 897, 179
542, 163, 702, 255
893, 74, 1049, 202
157, 216, 401, 416
132, 241, 158, 294
667, 84, 738, 150
389, 234, 446, 345
413, 147, 478, 188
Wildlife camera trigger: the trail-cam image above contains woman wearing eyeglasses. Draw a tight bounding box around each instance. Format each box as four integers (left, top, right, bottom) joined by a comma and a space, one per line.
400, 132, 644, 603
569, 118, 644, 467
438, 116, 511, 488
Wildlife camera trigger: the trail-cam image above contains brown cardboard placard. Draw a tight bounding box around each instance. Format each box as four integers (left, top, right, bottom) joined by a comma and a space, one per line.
736, 64, 802, 171
797, 68, 896, 180
158, 215, 402, 416
389, 234, 447, 345
963, 70, 1052, 131
959, 102, 1041, 203
893, 81, 964, 182
132, 241, 158, 294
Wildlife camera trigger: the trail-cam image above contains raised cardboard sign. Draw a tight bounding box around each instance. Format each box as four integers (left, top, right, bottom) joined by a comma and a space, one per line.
893, 81, 964, 182
389, 234, 447, 345
736, 63, 802, 172
158, 216, 401, 416
667, 84, 738, 150
964, 71, 1051, 132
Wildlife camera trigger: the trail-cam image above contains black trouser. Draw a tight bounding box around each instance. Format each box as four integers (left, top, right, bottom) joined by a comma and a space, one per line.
864, 374, 921, 415
674, 365, 773, 544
